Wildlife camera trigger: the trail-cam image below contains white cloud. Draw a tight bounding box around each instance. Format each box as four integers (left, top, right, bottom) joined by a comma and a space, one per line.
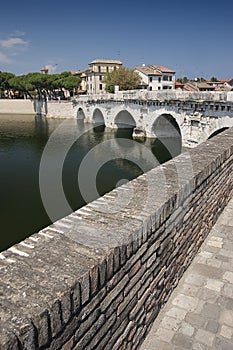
10, 31, 26, 37
0, 52, 11, 63
0, 37, 28, 49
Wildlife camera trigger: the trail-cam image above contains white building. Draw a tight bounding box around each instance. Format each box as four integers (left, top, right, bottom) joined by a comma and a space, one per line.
135, 64, 175, 91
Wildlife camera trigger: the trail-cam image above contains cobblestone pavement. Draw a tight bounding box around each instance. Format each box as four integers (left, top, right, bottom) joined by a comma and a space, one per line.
140, 196, 233, 350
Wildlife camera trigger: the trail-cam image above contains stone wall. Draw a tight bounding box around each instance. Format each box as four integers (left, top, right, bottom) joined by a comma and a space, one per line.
46, 101, 74, 118
0, 99, 74, 118
0, 128, 233, 350
0, 99, 36, 114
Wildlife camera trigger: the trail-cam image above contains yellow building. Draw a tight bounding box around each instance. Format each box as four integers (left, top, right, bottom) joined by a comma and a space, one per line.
75, 59, 122, 94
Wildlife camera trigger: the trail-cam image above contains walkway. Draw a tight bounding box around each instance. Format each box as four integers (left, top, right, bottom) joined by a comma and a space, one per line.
140, 196, 233, 350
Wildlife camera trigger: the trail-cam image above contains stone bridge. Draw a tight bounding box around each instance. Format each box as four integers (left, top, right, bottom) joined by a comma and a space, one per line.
71, 90, 233, 147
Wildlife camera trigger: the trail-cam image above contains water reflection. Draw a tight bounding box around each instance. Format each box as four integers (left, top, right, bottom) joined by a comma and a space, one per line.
0, 115, 182, 251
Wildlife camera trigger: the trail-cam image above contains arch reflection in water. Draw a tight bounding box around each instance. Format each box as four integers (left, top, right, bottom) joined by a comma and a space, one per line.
0, 115, 182, 251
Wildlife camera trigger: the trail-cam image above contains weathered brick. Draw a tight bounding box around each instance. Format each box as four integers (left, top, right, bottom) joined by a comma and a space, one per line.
80, 272, 90, 306
50, 300, 63, 337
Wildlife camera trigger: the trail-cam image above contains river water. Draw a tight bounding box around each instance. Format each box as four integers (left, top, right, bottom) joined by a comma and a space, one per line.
0, 114, 182, 251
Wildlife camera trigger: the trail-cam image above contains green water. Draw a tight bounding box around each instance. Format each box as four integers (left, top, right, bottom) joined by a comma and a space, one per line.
0, 114, 182, 251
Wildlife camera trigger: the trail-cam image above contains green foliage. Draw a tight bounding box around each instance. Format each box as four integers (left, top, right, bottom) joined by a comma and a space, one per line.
0, 72, 15, 97
193, 77, 206, 82
210, 76, 218, 82
176, 76, 188, 84
54, 72, 81, 90
0, 70, 81, 99
103, 67, 142, 93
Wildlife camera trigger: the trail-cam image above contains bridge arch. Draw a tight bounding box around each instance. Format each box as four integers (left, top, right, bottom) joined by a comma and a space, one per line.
114, 110, 136, 129
93, 108, 105, 126
151, 113, 182, 156
77, 108, 85, 120
151, 113, 182, 139
208, 127, 229, 139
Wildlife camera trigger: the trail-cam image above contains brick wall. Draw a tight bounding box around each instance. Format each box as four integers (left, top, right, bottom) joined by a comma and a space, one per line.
0, 128, 233, 349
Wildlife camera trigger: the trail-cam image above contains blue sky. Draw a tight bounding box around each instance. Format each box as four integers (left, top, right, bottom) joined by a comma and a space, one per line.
0, 0, 232, 79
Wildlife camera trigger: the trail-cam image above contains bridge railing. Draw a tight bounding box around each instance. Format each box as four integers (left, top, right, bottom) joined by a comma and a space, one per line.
73, 90, 233, 103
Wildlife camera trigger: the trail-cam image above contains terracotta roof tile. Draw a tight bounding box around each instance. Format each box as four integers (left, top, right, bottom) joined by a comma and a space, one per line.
135, 64, 175, 76
89, 59, 122, 65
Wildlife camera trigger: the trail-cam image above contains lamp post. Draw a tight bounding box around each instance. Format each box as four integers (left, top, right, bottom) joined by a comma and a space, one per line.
194, 77, 198, 91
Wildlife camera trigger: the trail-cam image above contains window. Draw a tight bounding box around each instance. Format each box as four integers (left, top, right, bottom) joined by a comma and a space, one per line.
98, 66, 101, 73
149, 86, 152, 91
114, 66, 117, 70
149, 76, 153, 82
99, 84, 103, 90
163, 75, 168, 81
106, 66, 109, 72
158, 77, 161, 83
99, 75, 102, 81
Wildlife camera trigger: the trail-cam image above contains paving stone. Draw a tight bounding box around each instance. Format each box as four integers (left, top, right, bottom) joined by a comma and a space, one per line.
195, 329, 215, 347
222, 261, 233, 272
201, 302, 221, 319
206, 258, 222, 268
207, 240, 223, 248
205, 319, 219, 333
155, 327, 174, 343
180, 321, 195, 337
141, 338, 173, 349
192, 342, 209, 350
225, 297, 233, 310
220, 325, 233, 339
220, 309, 233, 327
205, 278, 224, 292
172, 294, 199, 311
166, 307, 187, 321
160, 316, 180, 331
216, 254, 230, 263
182, 283, 200, 297
214, 337, 233, 350
185, 312, 205, 328
184, 273, 205, 287
222, 283, 233, 298
197, 287, 219, 303
172, 334, 193, 349
223, 271, 233, 284
193, 264, 223, 279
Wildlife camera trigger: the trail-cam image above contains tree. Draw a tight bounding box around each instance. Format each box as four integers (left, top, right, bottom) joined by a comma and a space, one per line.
7, 71, 81, 100
0, 72, 15, 97
210, 77, 218, 82
8, 74, 34, 99
103, 67, 142, 93
176, 76, 188, 84
54, 72, 81, 96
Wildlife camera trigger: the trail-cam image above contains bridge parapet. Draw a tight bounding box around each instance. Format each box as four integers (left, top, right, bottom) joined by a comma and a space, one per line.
0, 128, 233, 349
74, 90, 233, 103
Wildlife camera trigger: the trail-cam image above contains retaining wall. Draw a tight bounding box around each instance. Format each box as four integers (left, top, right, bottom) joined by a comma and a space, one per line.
0, 99, 36, 114
0, 128, 233, 349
